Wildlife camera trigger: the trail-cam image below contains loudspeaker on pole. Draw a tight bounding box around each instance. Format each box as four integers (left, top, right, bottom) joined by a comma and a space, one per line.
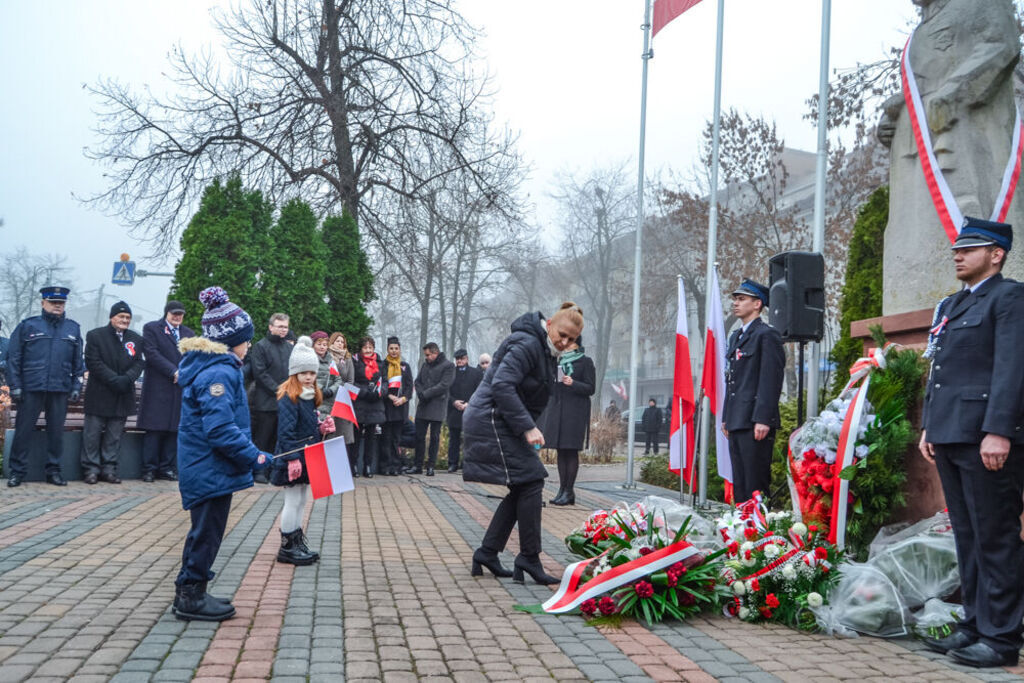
768, 251, 825, 343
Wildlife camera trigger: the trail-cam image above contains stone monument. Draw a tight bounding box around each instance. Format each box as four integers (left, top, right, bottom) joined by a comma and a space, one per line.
878, 0, 1023, 315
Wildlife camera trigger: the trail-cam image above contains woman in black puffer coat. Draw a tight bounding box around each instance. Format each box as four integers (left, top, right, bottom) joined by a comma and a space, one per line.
352, 337, 386, 477
463, 303, 584, 585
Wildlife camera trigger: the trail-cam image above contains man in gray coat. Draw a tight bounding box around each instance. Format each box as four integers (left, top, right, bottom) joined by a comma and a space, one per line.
409, 342, 454, 476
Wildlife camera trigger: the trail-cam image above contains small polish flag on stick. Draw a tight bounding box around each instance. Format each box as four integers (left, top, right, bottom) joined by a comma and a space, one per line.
329, 361, 340, 377
331, 383, 359, 427
304, 438, 354, 499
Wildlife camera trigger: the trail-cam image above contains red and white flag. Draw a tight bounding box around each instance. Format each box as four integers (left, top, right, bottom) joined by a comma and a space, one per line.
652, 0, 706, 38
611, 380, 628, 402
329, 360, 340, 377
700, 269, 733, 503
331, 382, 359, 427
668, 279, 697, 487
388, 374, 402, 390
304, 438, 354, 499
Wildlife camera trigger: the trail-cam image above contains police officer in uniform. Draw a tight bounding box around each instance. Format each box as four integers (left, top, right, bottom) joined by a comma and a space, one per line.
919, 217, 1024, 668
6, 286, 85, 487
721, 279, 785, 503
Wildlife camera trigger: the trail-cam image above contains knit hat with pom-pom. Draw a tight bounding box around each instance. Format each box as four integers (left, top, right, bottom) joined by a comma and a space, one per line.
289, 336, 320, 375
198, 287, 254, 347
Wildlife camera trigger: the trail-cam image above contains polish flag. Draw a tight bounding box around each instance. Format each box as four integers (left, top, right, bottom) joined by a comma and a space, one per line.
388, 374, 402, 390
700, 269, 733, 503
611, 380, 628, 402
331, 382, 359, 427
652, 0, 706, 38
304, 438, 354, 499
668, 279, 696, 488
329, 361, 340, 377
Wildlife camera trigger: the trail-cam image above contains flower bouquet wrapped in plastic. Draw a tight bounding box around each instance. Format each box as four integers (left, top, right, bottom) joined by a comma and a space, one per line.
810, 563, 910, 637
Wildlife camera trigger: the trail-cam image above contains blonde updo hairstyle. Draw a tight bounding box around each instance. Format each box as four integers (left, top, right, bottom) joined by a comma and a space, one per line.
550, 301, 584, 330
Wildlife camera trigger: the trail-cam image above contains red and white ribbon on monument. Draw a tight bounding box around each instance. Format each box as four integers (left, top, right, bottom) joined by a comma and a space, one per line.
541, 539, 701, 614
901, 31, 1024, 244
829, 344, 893, 550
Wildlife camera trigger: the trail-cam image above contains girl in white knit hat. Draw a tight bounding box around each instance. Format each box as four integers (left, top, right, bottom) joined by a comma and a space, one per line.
273, 336, 334, 565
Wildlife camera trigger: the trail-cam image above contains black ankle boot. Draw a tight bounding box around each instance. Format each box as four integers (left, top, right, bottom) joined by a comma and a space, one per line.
277, 529, 317, 565
550, 487, 566, 505
173, 583, 236, 622
551, 489, 575, 506
470, 548, 513, 578
196, 581, 232, 607
512, 554, 560, 585
295, 527, 320, 562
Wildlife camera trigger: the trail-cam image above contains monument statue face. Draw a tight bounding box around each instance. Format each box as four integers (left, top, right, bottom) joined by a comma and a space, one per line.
880, 0, 1022, 315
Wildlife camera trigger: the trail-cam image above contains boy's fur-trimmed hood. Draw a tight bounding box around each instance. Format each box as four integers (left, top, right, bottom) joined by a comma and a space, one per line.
179, 337, 229, 355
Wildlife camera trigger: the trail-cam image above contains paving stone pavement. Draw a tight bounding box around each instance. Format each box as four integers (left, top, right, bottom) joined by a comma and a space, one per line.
0, 467, 1021, 682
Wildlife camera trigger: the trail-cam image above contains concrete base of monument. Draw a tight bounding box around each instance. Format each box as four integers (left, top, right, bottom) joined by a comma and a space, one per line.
851, 308, 945, 526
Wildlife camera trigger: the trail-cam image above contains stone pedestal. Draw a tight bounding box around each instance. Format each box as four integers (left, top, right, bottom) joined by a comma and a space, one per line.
850, 310, 945, 525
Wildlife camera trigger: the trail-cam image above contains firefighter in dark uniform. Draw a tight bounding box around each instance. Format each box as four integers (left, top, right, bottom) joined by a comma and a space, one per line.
919, 218, 1024, 668
721, 279, 785, 503
6, 286, 85, 487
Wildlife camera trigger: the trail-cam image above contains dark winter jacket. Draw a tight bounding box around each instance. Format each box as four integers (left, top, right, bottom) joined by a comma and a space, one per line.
6, 310, 84, 394
414, 352, 455, 422
176, 337, 266, 510
447, 365, 484, 429
536, 352, 595, 450
352, 352, 386, 425
384, 358, 414, 423
0, 334, 9, 385
271, 394, 319, 486
249, 334, 292, 412
137, 319, 195, 432
83, 324, 146, 418
641, 405, 663, 433
462, 312, 556, 486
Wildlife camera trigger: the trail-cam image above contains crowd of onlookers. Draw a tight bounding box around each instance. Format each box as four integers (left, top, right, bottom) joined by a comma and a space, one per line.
0, 285, 492, 487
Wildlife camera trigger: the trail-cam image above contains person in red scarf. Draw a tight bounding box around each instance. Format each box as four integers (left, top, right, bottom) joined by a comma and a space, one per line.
351, 336, 386, 477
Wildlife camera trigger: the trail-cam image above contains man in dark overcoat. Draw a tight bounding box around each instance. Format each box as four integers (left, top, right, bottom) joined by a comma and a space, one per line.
919, 218, 1024, 668
721, 279, 785, 503
248, 313, 292, 482
641, 398, 662, 454
446, 349, 483, 473
410, 342, 454, 476
138, 300, 196, 482
6, 286, 84, 487
81, 301, 145, 483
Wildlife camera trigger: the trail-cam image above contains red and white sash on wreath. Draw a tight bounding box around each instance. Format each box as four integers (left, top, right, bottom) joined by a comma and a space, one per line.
541, 540, 701, 614
901, 31, 1024, 244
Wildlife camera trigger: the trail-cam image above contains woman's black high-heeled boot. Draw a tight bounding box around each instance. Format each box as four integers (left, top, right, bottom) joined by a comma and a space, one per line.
470, 548, 513, 578
512, 554, 560, 585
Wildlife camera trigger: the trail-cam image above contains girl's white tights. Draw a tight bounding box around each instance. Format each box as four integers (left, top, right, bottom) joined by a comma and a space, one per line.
281, 485, 309, 533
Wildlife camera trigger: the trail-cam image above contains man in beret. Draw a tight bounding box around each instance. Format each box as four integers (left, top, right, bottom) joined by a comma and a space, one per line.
81, 301, 146, 484
919, 217, 1024, 668
138, 301, 196, 482
721, 279, 785, 503
6, 286, 85, 487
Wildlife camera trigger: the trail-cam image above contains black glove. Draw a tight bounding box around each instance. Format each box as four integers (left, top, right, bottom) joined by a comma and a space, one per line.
114, 376, 134, 393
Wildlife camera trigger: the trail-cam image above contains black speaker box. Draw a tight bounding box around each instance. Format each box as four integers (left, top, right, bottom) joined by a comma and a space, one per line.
768, 251, 825, 342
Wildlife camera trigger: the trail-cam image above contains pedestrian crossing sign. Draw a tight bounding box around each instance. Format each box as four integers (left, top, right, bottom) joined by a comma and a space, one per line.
111, 260, 136, 285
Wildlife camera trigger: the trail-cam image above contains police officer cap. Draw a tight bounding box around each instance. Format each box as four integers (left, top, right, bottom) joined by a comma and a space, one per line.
454, 348, 468, 359
731, 279, 769, 307
39, 286, 70, 301
953, 216, 1012, 252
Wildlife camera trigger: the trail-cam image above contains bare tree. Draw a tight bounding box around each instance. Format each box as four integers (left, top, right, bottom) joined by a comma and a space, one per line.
0, 249, 74, 330
85, 0, 519, 250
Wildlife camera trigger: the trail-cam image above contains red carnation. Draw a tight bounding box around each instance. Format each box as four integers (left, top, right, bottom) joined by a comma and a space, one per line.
750, 578, 760, 592
639, 547, 653, 556
759, 606, 773, 618
744, 550, 753, 560
666, 573, 678, 588
808, 525, 819, 533
815, 547, 828, 559
744, 528, 759, 541
598, 596, 617, 615
580, 599, 597, 617
634, 581, 654, 598
725, 599, 738, 615
820, 477, 834, 492
674, 562, 687, 575
766, 593, 780, 608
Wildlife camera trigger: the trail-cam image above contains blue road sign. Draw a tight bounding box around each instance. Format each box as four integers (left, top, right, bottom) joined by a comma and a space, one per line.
111, 261, 136, 285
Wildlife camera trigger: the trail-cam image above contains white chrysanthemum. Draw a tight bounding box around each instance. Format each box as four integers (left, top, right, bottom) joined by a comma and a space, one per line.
781, 564, 797, 580
741, 555, 756, 567
790, 522, 808, 537
733, 581, 746, 596
738, 607, 751, 619
764, 544, 780, 559
740, 541, 754, 553
855, 444, 869, 460
807, 592, 824, 608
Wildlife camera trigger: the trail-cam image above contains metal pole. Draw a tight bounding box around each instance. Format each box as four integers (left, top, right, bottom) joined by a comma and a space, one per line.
697, 0, 726, 506
807, 0, 832, 418
624, 0, 653, 489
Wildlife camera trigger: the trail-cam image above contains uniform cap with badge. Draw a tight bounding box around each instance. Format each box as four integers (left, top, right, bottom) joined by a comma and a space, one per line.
952, 216, 1012, 251
731, 279, 770, 308
40, 285, 70, 301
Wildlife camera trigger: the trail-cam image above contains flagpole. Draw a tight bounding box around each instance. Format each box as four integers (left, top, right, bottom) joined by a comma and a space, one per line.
698, 0, 726, 507
807, 0, 832, 419
624, 0, 653, 489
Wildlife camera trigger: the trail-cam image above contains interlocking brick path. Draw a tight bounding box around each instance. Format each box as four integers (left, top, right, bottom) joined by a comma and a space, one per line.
0, 469, 1021, 682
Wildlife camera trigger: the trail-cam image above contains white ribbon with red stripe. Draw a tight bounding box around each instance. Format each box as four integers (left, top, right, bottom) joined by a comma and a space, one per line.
541, 540, 701, 614
902, 31, 1024, 244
